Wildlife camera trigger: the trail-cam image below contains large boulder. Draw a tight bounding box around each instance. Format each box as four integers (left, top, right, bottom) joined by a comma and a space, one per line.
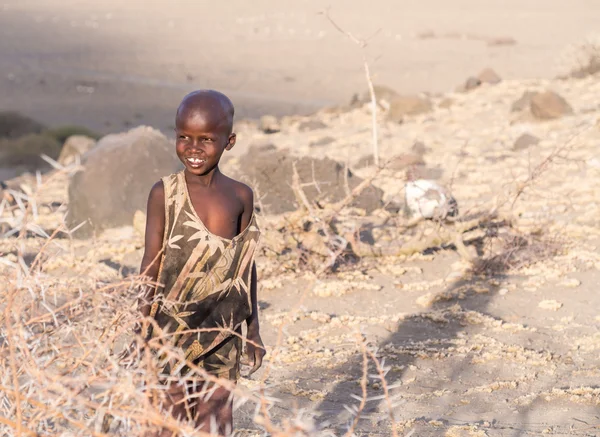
67, 126, 182, 237
238, 149, 384, 215
0, 134, 62, 171
0, 111, 45, 139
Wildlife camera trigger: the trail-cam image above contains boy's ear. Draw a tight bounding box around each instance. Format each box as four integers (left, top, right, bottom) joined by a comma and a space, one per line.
225, 133, 236, 150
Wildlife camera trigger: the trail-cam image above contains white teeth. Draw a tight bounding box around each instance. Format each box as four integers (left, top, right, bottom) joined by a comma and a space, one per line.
186, 157, 204, 165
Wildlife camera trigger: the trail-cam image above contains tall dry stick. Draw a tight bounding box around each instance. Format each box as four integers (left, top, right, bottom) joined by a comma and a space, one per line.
323, 10, 380, 167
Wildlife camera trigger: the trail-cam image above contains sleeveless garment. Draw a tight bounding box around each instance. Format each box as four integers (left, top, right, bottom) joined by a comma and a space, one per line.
147, 171, 260, 380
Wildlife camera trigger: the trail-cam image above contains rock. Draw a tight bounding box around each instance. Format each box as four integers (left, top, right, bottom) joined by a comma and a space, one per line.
530, 91, 573, 120
0, 134, 62, 171
388, 153, 426, 170
411, 141, 429, 155
405, 178, 458, 220
310, 136, 335, 148
513, 133, 540, 151
355, 155, 376, 169
0, 111, 45, 139
259, 115, 280, 134
464, 77, 482, 91
538, 299, 563, 311
298, 120, 327, 132
387, 95, 433, 123
238, 150, 384, 214
478, 68, 502, 84
58, 135, 97, 166
438, 98, 454, 109
511, 91, 535, 112
67, 126, 182, 237
511, 90, 573, 120
248, 141, 277, 154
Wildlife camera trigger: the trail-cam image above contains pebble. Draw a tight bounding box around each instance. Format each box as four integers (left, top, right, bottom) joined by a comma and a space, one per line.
560, 278, 581, 288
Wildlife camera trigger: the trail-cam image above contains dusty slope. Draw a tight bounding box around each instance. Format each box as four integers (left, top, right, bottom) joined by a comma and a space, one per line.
2, 69, 600, 435
1, 0, 599, 133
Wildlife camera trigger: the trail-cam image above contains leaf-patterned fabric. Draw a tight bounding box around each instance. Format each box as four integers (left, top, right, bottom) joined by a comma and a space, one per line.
147, 171, 260, 379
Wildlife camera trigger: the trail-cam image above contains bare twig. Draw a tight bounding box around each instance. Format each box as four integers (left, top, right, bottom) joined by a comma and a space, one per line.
323, 9, 380, 167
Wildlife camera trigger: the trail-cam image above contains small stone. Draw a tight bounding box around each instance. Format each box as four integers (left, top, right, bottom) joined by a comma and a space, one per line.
387, 95, 433, 123
438, 98, 454, 109
511, 91, 535, 112
259, 115, 280, 134
411, 141, 429, 155
298, 120, 327, 132
478, 68, 502, 84
464, 76, 482, 91
310, 136, 335, 148
513, 133, 540, 151
388, 153, 426, 170
499, 288, 509, 295
538, 300, 563, 311
530, 91, 573, 120
560, 278, 581, 288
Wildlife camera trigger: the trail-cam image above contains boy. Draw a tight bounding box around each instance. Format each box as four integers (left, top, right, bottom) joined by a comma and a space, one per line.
136, 90, 265, 436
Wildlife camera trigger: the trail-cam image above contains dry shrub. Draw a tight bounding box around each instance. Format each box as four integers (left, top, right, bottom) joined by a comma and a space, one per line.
0, 166, 405, 437
470, 227, 564, 276
560, 34, 600, 79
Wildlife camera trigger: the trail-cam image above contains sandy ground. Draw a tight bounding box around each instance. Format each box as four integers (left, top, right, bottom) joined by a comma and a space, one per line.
3, 70, 600, 435
2, 1, 600, 436
1, 0, 600, 133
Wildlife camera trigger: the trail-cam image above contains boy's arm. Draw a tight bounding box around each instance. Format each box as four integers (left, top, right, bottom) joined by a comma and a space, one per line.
138, 181, 166, 329
238, 184, 265, 375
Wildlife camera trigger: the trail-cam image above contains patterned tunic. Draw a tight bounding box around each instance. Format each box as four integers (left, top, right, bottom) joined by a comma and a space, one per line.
147, 171, 260, 380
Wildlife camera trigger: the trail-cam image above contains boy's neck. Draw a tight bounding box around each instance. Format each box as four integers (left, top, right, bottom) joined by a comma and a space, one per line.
184, 166, 221, 188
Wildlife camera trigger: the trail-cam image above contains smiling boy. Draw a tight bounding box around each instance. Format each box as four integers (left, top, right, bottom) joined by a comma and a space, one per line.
137, 90, 265, 435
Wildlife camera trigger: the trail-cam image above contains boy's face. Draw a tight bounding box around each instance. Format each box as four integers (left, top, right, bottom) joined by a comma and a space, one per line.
175, 109, 236, 177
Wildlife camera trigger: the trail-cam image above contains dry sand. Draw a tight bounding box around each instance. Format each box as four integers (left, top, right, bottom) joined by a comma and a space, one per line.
1, 0, 599, 133
2, 1, 600, 436
3, 72, 600, 435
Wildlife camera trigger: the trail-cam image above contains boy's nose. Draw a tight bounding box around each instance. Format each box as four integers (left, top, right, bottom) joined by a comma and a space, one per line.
190, 139, 203, 149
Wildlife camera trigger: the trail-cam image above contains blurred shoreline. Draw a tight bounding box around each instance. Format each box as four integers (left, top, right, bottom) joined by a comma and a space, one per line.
1, 0, 599, 134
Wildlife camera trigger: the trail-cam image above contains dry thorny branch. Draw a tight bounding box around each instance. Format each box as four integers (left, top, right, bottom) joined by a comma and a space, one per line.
0, 165, 410, 436
1, 51, 586, 437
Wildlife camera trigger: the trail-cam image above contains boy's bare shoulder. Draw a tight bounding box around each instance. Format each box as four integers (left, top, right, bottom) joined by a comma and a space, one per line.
221, 175, 253, 208
148, 180, 165, 204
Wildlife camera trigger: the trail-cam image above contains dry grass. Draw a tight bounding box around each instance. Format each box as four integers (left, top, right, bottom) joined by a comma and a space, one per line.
0, 164, 419, 436
0, 73, 586, 437
560, 33, 600, 79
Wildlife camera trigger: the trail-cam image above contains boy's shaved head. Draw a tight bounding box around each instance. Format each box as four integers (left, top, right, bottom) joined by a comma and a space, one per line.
176, 90, 235, 134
